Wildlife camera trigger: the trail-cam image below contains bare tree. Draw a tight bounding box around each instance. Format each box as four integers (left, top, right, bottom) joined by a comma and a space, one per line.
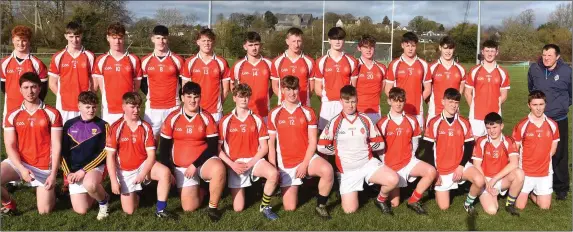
548, 3, 572, 29
154, 7, 196, 27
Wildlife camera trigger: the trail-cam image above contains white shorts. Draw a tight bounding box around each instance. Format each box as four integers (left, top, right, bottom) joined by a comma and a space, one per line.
116, 162, 149, 194
173, 157, 219, 188
102, 109, 123, 125
364, 112, 381, 124
395, 157, 421, 188
482, 176, 507, 196
470, 119, 486, 137
211, 112, 223, 124
434, 162, 473, 192
278, 154, 320, 187
319, 100, 343, 130
337, 158, 383, 195
522, 175, 553, 196
144, 106, 180, 137
68, 165, 106, 195
2, 159, 50, 187
58, 109, 80, 124
227, 158, 264, 189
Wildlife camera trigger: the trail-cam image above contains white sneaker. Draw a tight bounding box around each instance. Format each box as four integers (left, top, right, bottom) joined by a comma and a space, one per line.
97, 203, 109, 220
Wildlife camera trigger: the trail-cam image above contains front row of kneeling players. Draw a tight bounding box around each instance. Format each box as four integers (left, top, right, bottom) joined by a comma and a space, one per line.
1, 73, 559, 221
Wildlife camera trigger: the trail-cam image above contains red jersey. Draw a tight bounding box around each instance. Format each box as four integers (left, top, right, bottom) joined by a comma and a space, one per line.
355, 58, 386, 114
219, 109, 269, 161
271, 52, 316, 106
105, 119, 155, 171
472, 135, 519, 178
230, 57, 272, 117
268, 102, 318, 169
512, 114, 560, 177
180, 54, 230, 114
424, 113, 473, 175
3, 101, 63, 169
377, 113, 421, 171
386, 56, 431, 116
93, 52, 143, 114
465, 62, 510, 120
1, 53, 48, 113
428, 59, 465, 117
160, 108, 218, 168
49, 47, 95, 112
315, 51, 359, 101
141, 51, 184, 109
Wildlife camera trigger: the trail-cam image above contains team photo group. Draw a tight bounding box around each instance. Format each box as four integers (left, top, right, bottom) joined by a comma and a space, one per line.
0, 19, 571, 224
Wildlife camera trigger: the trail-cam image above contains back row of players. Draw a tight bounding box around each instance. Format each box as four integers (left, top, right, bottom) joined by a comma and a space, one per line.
0, 23, 559, 221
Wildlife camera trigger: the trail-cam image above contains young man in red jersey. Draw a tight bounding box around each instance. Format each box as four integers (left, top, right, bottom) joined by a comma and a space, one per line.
472, 112, 523, 216
353, 35, 386, 123
1, 72, 62, 215
271, 27, 316, 107
181, 28, 231, 123
268, 75, 334, 219
513, 90, 560, 210
377, 87, 437, 215
230, 31, 272, 121
93, 23, 142, 124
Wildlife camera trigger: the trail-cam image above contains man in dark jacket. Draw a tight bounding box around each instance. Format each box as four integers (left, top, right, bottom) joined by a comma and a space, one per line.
527, 44, 572, 200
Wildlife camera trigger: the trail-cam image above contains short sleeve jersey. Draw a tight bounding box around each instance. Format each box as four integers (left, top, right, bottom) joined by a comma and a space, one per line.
92, 52, 142, 114
49, 47, 96, 111
355, 59, 386, 114
180, 53, 230, 114
271, 52, 316, 106
377, 113, 421, 171
472, 135, 519, 178
3, 101, 63, 169
315, 51, 359, 101
512, 114, 560, 177
219, 110, 269, 161
230, 57, 273, 117
268, 102, 318, 169
105, 119, 155, 171
141, 51, 184, 109
424, 113, 473, 175
428, 59, 465, 117
1, 53, 48, 113
160, 108, 218, 168
465, 62, 510, 120
386, 56, 431, 116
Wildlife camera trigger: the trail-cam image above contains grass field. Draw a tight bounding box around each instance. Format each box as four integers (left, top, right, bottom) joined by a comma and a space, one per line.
1, 59, 572, 231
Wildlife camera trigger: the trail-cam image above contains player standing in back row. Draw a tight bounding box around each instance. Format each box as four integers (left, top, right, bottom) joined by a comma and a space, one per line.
353, 35, 386, 123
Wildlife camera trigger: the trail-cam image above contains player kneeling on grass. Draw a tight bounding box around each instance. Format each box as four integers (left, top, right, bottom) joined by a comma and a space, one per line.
513, 90, 560, 210
61, 91, 111, 220
159, 82, 226, 222
1, 72, 63, 215
377, 87, 437, 215
218, 83, 280, 221
424, 88, 485, 215
105, 92, 174, 218
268, 75, 334, 219
472, 112, 523, 216
318, 85, 399, 214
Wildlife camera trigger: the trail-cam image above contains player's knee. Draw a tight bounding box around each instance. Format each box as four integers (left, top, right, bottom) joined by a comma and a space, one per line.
390, 200, 400, 208
38, 207, 53, 215
473, 175, 485, 188
514, 169, 525, 182
387, 173, 399, 188
123, 208, 136, 215
83, 182, 98, 193
538, 201, 551, 209
342, 205, 358, 214
484, 206, 498, 215
283, 202, 297, 211
320, 165, 334, 180
182, 203, 200, 212
267, 169, 279, 183
233, 205, 244, 212
427, 167, 437, 179
73, 207, 89, 215
437, 203, 450, 210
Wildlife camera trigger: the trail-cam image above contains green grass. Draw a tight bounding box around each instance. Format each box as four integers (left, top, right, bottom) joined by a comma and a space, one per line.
1, 60, 572, 231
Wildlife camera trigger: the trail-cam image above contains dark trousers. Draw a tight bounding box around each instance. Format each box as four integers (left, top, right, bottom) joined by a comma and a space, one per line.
552, 117, 570, 193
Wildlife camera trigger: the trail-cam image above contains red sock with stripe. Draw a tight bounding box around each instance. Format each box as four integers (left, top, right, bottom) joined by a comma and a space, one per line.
408, 190, 423, 204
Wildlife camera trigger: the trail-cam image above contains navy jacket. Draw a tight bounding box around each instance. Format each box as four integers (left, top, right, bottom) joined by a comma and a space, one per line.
61, 116, 108, 175
528, 58, 572, 120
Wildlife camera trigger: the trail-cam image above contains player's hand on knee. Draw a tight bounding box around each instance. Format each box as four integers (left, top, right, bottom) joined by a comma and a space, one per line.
486, 178, 498, 195
435, 175, 442, 186
44, 174, 56, 190
185, 165, 197, 179
111, 181, 121, 195
453, 166, 463, 182
20, 168, 34, 182
295, 163, 308, 179
133, 173, 146, 184
232, 162, 248, 174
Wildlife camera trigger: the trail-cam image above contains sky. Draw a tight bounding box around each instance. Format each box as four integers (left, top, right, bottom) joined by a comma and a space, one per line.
126, 1, 567, 28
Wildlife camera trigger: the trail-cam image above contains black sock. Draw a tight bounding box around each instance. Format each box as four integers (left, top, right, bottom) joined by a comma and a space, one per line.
317, 194, 328, 206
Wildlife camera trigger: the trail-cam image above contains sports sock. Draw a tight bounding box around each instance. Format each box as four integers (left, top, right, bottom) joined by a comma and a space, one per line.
98, 194, 109, 206
156, 200, 167, 212
408, 190, 423, 204
506, 194, 517, 206
1, 199, 16, 209
464, 194, 476, 207
209, 201, 218, 209
316, 194, 328, 206
260, 193, 271, 209
376, 193, 387, 203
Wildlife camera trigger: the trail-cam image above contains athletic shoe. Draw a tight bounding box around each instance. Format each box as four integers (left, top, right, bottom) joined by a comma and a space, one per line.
315, 205, 331, 220
260, 206, 279, 221
207, 208, 222, 222
556, 191, 567, 201
407, 202, 427, 215
463, 204, 477, 216
0, 202, 17, 216
505, 205, 520, 217
155, 210, 176, 220
97, 204, 109, 220
374, 201, 393, 215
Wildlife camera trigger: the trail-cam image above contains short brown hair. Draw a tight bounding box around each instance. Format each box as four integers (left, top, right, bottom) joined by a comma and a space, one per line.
19, 72, 41, 87
122, 92, 142, 106
340, 85, 356, 100
358, 34, 376, 48
78, 91, 98, 105
280, 75, 299, 90
286, 27, 303, 38
528, 90, 546, 104
12, 25, 32, 40
107, 22, 126, 37
233, 83, 252, 97
196, 27, 216, 41
65, 21, 83, 35
388, 87, 406, 102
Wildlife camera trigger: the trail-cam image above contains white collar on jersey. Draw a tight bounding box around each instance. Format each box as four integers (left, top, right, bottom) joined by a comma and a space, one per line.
438, 57, 456, 67
326, 50, 345, 62
197, 52, 216, 61
387, 111, 406, 120
486, 134, 506, 147
180, 107, 202, 121
107, 50, 129, 60
280, 101, 302, 114
440, 111, 459, 126
153, 50, 171, 57
65, 46, 86, 58
399, 55, 419, 66
10, 51, 31, 60
527, 113, 548, 124
359, 57, 376, 69
283, 50, 303, 62
244, 55, 263, 66
20, 100, 45, 110
232, 108, 253, 122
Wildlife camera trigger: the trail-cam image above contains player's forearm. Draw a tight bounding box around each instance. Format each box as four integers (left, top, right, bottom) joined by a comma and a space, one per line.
50, 131, 62, 175
314, 80, 323, 98
499, 90, 508, 104
384, 83, 392, 97
472, 160, 485, 175
141, 150, 156, 175
218, 149, 234, 167
303, 143, 317, 164
464, 89, 473, 106
309, 80, 315, 96
268, 135, 277, 165
422, 83, 432, 100
92, 78, 100, 92
5, 133, 25, 171
222, 80, 230, 100
252, 141, 269, 161
133, 79, 141, 92
48, 77, 58, 95
493, 161, 517, 181
351, 77, 357, 87
550, 141, 559, 156
271, 80, 280, 97
459, 82, 465, 96
106, 151, 119, 182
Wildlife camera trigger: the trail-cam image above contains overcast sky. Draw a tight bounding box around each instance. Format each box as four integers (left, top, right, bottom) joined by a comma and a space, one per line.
126, 1, 567, 28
